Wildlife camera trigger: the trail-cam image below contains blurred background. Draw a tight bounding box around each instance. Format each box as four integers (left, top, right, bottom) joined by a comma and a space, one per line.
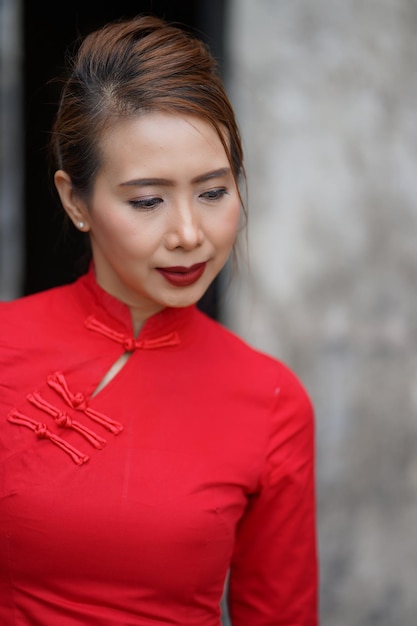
1, 0, 417, 624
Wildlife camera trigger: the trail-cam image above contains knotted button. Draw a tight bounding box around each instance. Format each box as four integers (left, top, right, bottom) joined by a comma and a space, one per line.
47, 371, 123, 435
55, 413, 72, 428
34, 423, 48, 438
8, 409, 89, 465
85, 316, 181, 350
122, 337, 136, 352
72, 393, 87, 410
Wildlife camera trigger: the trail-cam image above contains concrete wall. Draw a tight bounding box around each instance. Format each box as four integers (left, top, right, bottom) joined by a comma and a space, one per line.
224, 1, 417, 624
0, 0, 23, 300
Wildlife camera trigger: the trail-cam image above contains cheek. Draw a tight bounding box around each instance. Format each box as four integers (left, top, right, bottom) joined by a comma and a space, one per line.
218, 201, 241, 245
93, 223, 135, 253
91, 211, 156, 254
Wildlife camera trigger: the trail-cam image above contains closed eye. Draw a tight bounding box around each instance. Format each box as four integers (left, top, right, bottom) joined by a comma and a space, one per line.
129, 197, 163, 211
199, 188, 229, 202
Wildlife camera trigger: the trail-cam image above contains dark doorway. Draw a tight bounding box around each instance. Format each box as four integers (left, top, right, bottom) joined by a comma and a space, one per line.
23, 0, 227, 319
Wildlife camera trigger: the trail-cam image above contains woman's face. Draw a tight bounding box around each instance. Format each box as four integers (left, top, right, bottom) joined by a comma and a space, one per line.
60, 112, 241, 328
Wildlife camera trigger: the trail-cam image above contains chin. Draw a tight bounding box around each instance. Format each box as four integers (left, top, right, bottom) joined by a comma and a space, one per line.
162, 287, 208, 309
163, 296, 201, 309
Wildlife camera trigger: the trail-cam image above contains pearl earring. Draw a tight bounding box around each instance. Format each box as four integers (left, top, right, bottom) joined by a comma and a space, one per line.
77, 221, 85, 229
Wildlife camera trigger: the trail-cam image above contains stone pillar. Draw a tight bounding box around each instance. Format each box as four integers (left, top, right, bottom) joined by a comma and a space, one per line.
224, 1, 417, 623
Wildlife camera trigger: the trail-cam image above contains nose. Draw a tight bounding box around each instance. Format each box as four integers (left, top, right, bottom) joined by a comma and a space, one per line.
165, 201, 204, 250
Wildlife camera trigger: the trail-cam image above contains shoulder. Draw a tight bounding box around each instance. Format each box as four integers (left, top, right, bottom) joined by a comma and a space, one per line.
193, 309, 313, 414
0, 280, 81, 342
194, 313, 315, 488
0, 288, 52, 332
193, 309, 307, 379
0, 282, 70, 314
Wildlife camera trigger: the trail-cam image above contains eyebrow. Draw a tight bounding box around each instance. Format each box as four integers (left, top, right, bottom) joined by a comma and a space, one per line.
119, 167, 232, 188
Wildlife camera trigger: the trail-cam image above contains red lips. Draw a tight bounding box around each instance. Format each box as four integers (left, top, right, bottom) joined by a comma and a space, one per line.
157, 262, 207, 287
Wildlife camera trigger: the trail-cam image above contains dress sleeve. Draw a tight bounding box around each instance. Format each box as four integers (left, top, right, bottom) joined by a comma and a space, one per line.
228, 369, 318, 625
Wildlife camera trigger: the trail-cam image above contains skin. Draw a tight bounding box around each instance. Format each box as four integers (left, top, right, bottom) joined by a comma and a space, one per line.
55, 112, 241, 336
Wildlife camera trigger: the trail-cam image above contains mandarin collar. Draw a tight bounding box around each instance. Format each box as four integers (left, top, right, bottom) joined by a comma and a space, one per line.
76, 264, 197, 343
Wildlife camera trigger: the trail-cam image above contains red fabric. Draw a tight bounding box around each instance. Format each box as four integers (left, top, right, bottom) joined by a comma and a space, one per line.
0, 267, 318, 625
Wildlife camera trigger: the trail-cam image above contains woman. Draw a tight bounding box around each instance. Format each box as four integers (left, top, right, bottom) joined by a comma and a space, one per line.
0, 15, 318, 625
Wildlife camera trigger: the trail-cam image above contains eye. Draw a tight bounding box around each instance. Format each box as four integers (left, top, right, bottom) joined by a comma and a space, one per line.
200, 188, 229, 202
129, 197, 163, 211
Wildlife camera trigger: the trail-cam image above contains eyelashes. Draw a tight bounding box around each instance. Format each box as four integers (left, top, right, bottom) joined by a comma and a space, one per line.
129, 197, 163, 211
199, 188, 229, 201
129, 188, 229, 211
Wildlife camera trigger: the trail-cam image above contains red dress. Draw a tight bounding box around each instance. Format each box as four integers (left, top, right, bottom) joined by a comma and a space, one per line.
0, 267, 318, 625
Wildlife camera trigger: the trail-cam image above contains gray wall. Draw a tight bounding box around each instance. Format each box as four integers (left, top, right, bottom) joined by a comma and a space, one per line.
0, 0, 23, 300
224, 1, 417, 624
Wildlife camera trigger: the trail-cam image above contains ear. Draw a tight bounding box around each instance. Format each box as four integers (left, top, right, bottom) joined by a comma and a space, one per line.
54, 170, 90, 232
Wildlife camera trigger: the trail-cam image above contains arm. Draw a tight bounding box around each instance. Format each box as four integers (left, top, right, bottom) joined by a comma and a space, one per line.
228, 372, 318, 625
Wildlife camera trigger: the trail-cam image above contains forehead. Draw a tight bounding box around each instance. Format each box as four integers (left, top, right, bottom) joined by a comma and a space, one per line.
90, 113, 237, 192
98, 112, 229, 163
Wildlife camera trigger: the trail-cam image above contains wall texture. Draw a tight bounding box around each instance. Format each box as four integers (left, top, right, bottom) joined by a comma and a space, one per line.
224, 1, 417, 624
0, 0, 23, 300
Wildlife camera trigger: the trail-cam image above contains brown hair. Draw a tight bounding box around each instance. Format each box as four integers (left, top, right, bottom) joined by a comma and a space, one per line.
51, 14, 245, 205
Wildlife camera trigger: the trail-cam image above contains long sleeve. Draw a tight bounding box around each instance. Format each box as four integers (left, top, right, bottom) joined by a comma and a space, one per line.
228, 371, 318, 625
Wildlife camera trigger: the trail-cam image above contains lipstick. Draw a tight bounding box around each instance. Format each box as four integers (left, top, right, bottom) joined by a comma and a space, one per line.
157, 262, 207, 287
